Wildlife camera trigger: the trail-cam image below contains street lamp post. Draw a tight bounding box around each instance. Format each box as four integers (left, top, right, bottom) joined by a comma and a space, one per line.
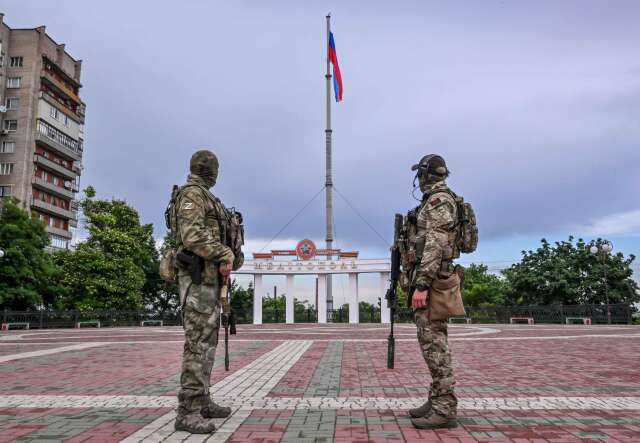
589, 241, 613, 324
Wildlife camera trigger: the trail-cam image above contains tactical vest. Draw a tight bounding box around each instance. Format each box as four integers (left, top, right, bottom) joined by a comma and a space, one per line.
160, 184, 244, 283
165, 184, 243, 255
399, 187, 477, 288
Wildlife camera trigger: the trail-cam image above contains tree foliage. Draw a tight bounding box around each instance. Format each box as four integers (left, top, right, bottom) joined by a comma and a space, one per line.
53, 187, 155, 310
502, 237, 638, 305
0, 199, 66, 309
262, 294, 285, 312
230, 280, 253, 319
359, 300, 379, 321
462, 263, 509, 307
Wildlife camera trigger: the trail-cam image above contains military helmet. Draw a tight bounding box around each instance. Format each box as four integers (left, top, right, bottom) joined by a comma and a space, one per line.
190, 150, 219, 187
411, 154, 448, 177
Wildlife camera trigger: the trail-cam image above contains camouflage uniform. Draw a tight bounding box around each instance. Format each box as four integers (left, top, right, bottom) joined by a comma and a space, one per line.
413, 179, 459, 419
173, 151, 241, 433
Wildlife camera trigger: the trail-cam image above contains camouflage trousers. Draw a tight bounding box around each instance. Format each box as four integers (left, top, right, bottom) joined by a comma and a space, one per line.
414, 307, 458, 417
177, 276, 221, 416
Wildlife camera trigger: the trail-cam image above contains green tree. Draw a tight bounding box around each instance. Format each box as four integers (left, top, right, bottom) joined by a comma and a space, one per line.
53, 187, 154, 310
502, 237, 638, 305
294, 298, 313, 321
333, 302, 349, 322
263, 293, 286, 321
0, 199, 66, 309
231, 280, 253, 323
359, 300, 378, 321
462, 263, 509, 307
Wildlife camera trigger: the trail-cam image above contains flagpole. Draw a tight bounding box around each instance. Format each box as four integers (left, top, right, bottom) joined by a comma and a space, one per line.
325, 13, 334, 314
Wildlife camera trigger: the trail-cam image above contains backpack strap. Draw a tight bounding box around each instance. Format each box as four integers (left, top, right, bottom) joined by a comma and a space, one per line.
425, 188, 460, 231
188, 184, 233, 223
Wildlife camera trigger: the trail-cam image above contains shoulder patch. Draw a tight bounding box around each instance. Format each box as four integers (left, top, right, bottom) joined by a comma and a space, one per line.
429, 197, 442, 207
181, 201, 195, 210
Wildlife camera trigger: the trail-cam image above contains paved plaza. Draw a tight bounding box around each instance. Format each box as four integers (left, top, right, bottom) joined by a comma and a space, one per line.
0, 323, 639, 442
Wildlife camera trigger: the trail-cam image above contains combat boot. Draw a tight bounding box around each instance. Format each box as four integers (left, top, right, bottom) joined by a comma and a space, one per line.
411, 411, 458, 429
174, 412, 217, 434
201, 401, 231, 419
409, 399, 432, 418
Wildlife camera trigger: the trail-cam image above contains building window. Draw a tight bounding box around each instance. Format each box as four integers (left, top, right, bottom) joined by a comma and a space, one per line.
3, 120, 17, 131
5, 97, 19, 110
6, 77, 21, 88
0, 163, 14, 175
50, 234, 69, 249
63, 114, 69, 126
50, 106, 60, 120
0, 141, 15, 153
0, 185, 11, 197
9, 56, 23, 67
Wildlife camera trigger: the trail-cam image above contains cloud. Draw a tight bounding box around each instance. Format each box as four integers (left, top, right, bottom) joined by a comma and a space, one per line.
7, 0, 640, 258
580, 209, 640, 237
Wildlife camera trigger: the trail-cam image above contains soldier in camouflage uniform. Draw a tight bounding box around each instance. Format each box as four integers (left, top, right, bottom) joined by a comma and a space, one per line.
407, 154, 459, 429
173, 150, 243, 434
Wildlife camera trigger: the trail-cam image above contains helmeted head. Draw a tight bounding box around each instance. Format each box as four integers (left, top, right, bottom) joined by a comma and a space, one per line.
190, 149, 219, 188
411, 154, 449, 192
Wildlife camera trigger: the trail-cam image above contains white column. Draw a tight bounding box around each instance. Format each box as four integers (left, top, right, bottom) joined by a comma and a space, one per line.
380, 272, 391, 324
285, 274, 295, 324
253, 274, 263, 325
317, 274, 327, 324
348, 273, 359, 324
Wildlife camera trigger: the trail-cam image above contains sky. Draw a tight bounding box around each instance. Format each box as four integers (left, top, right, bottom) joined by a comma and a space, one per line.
4, 0, 639, 305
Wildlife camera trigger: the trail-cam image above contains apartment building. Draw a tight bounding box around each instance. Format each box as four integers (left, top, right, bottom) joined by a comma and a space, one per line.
0, 14, 85, 249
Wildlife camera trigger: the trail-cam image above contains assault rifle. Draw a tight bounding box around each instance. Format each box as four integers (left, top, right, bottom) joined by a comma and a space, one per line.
219, 278, 236, 371
385, 213, 403, 369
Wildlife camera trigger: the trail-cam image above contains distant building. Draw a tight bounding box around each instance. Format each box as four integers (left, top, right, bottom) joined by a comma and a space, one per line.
0, 13, 86, 249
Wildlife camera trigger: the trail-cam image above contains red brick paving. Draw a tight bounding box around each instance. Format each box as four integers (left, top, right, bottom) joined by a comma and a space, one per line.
269, 341, 329, 397
1, 324, 639, 442
66, 422, 147, 443
0, 423, 48, 443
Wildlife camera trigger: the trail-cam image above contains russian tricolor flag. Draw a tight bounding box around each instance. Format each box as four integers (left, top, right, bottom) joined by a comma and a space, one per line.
328, 32, 343, 102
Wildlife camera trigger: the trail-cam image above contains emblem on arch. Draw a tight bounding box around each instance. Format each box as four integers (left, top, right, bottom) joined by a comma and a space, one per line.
296, 239, 317, 260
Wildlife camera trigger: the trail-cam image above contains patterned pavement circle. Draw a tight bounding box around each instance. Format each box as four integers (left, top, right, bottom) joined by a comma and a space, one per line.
0, 324, 639, 442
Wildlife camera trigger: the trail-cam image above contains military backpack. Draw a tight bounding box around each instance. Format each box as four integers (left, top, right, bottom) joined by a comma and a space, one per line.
447, 190, 478, 254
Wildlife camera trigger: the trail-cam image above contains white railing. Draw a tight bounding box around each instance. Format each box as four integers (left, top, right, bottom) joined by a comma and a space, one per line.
36, 120, 83, 155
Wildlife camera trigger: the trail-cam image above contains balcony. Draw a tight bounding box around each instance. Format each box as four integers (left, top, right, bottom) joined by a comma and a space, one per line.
40, 91, 84, 124
46, 225, 73, 240
33, 154, 77, 180
32, 177, 75, 199
35, 120, 82, 162
31, 198, 77, 221
41, 69, 82, 105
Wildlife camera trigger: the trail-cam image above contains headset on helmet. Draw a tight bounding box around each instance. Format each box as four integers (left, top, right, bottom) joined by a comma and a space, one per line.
411, 154, 449, 200
411, 154, 448, 177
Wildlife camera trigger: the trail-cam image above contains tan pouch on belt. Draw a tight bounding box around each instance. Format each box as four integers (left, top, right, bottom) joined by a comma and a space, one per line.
159, 249, 177, 283
429, 271, 466, 321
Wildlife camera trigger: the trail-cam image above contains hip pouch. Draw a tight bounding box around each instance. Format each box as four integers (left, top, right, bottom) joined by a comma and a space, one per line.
159, 249, 177, 283
429, 272, 466, 321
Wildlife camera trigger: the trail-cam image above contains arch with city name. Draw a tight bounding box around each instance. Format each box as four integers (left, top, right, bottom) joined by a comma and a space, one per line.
235, 239, 391, 324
